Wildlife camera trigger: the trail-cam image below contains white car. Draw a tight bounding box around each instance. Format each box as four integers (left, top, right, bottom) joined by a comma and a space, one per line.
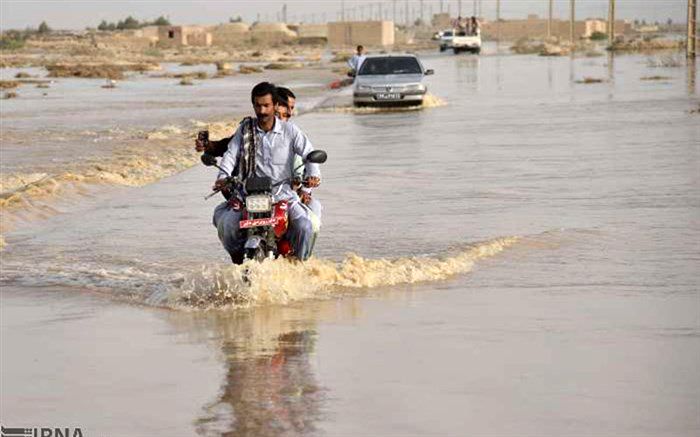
352, 54, 434, 107
435, 29, 455, 52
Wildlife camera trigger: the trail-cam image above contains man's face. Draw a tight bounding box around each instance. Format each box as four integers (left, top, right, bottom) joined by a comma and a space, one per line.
253, 94, 275, 123
286, 97, 296, 118
276, 97, 296, 121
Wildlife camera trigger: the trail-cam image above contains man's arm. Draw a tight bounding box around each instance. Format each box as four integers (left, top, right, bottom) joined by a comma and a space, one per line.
216, 128, 243, 180
290, 126, 321, 185
209, 136, 232, 157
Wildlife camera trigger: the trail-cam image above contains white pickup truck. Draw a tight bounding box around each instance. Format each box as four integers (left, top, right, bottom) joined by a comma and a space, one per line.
452, 30, 482, 54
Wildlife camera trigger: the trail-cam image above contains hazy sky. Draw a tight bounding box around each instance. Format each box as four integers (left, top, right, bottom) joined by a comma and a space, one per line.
0, 0, 689, 31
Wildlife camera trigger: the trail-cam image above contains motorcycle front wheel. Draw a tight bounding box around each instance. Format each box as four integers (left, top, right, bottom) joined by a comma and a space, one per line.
245, 243, 268, 262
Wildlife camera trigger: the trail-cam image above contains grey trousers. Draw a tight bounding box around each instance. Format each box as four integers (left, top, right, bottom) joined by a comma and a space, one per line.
213, 201, 315, 261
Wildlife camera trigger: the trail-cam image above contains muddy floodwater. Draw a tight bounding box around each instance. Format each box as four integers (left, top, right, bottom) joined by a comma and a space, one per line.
1, 47, 699, 436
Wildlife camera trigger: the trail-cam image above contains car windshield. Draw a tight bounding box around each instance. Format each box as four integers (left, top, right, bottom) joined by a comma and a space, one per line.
444, 31, 453, 37
358, 57, 422, 76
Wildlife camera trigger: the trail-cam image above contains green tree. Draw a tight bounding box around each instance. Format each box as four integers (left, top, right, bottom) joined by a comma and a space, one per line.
123, 16, 140, 29
590, 31, 607, 41
98, 20, 109, 31
152, 16, 170, 26
229, 15, 243, 23
38, 21, 51, 34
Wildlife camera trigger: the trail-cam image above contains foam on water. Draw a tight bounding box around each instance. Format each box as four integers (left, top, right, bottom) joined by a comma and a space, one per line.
173, 237, 518, 309
0, 119, 238, 242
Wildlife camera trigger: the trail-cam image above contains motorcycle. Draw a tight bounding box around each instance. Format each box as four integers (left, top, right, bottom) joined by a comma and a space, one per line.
202, 150, 327, 262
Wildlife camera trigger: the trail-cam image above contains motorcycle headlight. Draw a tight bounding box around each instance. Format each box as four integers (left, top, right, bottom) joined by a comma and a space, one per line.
246, 195, 272, 212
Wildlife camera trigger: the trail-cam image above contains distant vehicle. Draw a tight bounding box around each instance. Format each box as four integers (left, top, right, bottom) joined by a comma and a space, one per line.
435, 29, 455, 52
352, 54, 434, 107
452, 29, 482, 54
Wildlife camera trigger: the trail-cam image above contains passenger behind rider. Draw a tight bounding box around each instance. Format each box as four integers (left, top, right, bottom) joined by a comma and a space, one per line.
210, 82, 321, 263
275, 86, 323, 226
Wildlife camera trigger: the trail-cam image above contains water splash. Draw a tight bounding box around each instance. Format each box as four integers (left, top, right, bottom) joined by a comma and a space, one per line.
173, 237, 518, 309
318, 93, 447, 115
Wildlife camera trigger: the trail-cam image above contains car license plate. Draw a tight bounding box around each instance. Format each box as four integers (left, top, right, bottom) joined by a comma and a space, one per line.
375, 93, 401, 100
240, 217, 277, 229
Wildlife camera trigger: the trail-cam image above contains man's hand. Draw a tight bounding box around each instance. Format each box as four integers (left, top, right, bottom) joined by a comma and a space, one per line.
305, 176, 321, 188
299, 191, 312, 205
212, 179, 228, 191
195, 138, 209, 152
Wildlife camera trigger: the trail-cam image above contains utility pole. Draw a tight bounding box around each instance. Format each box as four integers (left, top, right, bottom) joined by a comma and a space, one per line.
473, 0, 477, 16
379, 2, 383, 20
282, 4, 288, 23
393, 0, 397, 23
570, 0, 575, 44
420, 0, 424, 23
440, 0, 443, 14
496, 0, 501, 42
547, 0, 553, 38
341, 0, 345, 21
689, 0, 697, 58
608, 0, 616, 47
405, 0, 409, 25
458, 0, 462, 17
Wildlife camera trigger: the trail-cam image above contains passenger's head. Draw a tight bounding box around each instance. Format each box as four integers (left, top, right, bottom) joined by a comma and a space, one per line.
356, 45, 364, 55
275, 86, 296, 121
251, 81, 277, 123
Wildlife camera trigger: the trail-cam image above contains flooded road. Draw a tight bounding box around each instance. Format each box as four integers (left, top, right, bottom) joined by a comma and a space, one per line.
1, 48, 699, 436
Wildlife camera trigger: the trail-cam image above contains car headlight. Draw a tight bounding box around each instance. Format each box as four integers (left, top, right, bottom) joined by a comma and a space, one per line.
357, 85, 372, 91
405, 83, 426, 91
246, 195, 272, 212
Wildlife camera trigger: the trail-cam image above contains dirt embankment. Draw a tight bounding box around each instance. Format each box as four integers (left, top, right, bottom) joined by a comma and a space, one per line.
510, 35, 686, 57
0, 32, 327, 70
610, 37, 685, 52
46, 62, 161, 79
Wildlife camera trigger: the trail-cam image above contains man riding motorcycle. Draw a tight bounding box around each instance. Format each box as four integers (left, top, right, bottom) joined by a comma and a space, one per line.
209, 82, 321, 263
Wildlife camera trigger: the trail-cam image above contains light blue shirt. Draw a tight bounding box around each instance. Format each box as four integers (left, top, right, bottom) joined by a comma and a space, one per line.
217, 117, 320, 202
348, 54, 366, 73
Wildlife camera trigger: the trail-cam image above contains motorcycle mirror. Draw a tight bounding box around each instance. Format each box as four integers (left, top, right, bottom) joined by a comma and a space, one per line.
305, 150, 327, 164
201, 154, 217, 166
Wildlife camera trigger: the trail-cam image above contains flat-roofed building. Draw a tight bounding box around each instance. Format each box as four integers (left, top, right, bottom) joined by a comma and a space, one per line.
328, 21, 395, 48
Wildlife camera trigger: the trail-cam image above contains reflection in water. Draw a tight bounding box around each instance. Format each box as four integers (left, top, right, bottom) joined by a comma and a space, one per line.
607, 51, 616, 100
569, 54, 576, 99
688, 57, 697, 95
211, 329, 321, 437
454, 56, 480, 87
165, 303, 360, 437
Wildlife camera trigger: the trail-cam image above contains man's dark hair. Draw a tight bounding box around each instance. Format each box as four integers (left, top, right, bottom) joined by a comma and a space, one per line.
251, 81, 277, 104
357, 45, 364, 51
276, 86, 296, 107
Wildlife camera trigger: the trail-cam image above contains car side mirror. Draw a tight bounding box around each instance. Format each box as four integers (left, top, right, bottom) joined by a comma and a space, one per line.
347, 71, 356, 78
425, 69, 434, 76
305, 150, 327, 164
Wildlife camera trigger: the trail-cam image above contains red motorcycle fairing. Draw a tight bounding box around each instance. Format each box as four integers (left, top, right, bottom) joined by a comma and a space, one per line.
273, 200, 289, 238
